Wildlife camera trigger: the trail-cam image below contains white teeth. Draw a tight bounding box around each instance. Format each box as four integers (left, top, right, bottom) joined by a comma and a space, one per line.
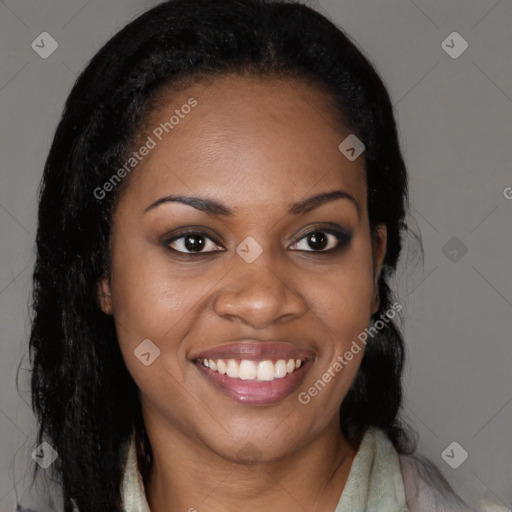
199, 357, 305, 381
274, 360, 287, 378
226, 359, 238, 378
216, 359, 227, 375
239, 360, 257, 380
257, 360, 275, 381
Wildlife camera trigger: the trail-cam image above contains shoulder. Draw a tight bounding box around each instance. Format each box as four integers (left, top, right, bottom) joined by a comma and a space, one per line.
399, 454, 508, 512
399, 453, 469, 511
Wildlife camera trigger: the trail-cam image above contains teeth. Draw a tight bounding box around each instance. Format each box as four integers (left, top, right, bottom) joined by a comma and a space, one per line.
226, 359, 238, 378
257, 360, 274, 381
239, 360, 257, 380
199, 358, 305, 381
216, 359, 227, 375
274, 360, 287, 378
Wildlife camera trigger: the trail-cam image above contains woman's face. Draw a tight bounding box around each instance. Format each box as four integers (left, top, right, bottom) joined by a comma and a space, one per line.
99, 74, 386, 462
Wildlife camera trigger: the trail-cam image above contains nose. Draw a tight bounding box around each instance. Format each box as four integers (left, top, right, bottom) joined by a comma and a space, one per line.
213, 252, 308, 329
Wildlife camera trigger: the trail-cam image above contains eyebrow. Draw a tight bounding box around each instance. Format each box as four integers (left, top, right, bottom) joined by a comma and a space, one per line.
144, 189, 360, 218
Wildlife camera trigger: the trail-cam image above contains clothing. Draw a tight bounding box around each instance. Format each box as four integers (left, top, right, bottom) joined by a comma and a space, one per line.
13, 427, 507, 511
120, 427, 503, 512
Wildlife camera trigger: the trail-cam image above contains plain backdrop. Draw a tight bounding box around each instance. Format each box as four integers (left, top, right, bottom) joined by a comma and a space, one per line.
0, 0, 510, 510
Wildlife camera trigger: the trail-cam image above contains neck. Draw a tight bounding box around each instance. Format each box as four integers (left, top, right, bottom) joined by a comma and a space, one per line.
142, 414, 358, 512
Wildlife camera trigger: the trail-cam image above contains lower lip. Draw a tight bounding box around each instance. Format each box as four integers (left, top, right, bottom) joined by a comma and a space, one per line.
195, 360, 312, 405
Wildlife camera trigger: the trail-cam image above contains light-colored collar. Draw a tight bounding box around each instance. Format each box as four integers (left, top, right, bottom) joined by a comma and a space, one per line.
334, 427, 408, 511
120, 434, 151, 512
121, 427, 408, 512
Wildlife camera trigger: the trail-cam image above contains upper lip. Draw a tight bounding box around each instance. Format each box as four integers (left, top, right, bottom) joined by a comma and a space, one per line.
193, 341, 315, 362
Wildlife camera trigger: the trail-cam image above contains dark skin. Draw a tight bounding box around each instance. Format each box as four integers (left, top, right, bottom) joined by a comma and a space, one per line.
98, 74, 387, 512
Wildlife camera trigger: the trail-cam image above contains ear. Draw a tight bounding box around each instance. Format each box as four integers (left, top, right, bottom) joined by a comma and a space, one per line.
97, 275, 113, 315
370, 224, 387, 315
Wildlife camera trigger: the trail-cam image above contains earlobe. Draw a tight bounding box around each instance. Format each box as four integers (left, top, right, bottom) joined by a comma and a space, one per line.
97, 275, 113, 315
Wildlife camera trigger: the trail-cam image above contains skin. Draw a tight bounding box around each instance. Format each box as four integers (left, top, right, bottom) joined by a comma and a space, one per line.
98, 74, 387, 512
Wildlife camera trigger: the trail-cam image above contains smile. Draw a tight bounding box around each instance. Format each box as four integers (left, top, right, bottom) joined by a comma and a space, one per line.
195, 359, 313, 405
198, 357, 305, 381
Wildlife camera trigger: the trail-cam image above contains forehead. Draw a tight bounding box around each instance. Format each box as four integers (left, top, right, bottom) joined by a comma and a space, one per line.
120, 74, 367, 217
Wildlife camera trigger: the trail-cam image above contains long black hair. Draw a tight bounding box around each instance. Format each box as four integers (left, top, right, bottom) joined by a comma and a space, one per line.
25, 0, 465, 510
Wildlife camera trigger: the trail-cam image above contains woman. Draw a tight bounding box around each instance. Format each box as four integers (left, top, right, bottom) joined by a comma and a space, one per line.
25, 0, 504, 511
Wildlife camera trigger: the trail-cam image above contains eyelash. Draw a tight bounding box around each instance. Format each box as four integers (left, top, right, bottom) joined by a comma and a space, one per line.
163, 227, 352, 256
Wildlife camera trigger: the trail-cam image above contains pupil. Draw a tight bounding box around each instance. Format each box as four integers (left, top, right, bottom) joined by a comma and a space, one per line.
184, 234, 205, 252
309, 231, 327, 250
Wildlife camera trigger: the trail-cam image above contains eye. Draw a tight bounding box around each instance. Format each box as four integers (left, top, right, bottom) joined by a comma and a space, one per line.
166, 231, 224, 254
163, 227, 352, 256
289, 228, 352, 252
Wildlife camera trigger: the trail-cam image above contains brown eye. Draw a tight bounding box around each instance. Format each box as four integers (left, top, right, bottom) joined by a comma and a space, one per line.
306, 231, 329, 250
290, 228, 352, 252
167, 232, 224, 254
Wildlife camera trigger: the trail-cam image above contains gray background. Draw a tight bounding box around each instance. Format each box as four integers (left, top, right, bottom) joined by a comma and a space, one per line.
0, 0, 510, 510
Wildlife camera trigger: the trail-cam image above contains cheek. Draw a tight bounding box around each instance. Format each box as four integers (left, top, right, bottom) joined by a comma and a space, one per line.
108, 244, 229, 390
298, 267, 372, 418
108, 254, 196, 399
308, 250, 375, 342
107, 237, 188, 372
298, 243, 374, 407
109, 232, 192, 334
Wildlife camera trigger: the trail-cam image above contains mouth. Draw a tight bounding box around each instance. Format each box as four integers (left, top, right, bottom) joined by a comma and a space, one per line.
192, 342, 314, 405
198, 356, 306, 380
